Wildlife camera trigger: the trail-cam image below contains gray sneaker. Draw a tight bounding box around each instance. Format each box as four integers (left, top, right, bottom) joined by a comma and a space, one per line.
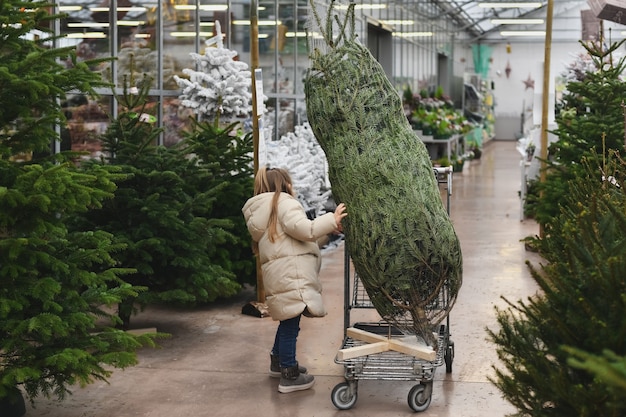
270, 354, 307, 378
278, 365, 315, 393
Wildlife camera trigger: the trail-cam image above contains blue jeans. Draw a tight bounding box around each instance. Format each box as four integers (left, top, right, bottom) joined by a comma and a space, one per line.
271, 314, 302, 368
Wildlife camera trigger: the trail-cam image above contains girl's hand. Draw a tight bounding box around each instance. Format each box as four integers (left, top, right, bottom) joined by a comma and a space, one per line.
334, 203, 347, 232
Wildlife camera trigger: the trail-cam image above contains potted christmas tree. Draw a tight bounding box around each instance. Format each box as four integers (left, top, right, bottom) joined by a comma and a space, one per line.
0, 3, 158, 413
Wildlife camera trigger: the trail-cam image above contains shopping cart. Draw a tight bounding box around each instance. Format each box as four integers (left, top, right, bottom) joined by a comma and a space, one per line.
331, 166, 456, 412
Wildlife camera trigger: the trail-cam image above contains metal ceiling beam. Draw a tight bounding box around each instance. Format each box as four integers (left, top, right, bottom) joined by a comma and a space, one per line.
468, 0, 586, 41
428, 0, 483, 37
392, 0, 588, 42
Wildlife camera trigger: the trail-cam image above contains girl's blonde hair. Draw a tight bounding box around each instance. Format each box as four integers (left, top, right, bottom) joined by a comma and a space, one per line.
254, 166, 295, 244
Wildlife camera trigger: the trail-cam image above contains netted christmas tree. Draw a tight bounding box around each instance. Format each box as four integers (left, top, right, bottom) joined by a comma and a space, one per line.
304, 0, 462, 346
174, 21, 252, 124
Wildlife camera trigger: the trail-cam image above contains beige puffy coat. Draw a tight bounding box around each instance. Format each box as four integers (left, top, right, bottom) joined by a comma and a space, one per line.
242, 192, 338, 321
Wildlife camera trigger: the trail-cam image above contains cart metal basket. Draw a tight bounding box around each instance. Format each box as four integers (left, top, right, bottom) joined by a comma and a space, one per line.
332, 166, 456, 412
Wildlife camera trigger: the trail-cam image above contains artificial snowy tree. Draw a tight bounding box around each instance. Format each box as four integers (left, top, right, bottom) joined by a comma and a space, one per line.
174, 21, 253, 124
263, 123, 333, 216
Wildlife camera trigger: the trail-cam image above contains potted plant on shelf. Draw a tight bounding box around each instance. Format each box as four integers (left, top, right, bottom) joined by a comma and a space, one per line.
433, 156, 451, 167
434, 117, 452, 139
452, 156, 465, 172
410, 91, 474, 141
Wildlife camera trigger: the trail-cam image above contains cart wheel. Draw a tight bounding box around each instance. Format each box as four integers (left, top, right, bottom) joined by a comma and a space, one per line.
444, 340, 454, 373
331, 382, 358, 410
408, 383, 432, 412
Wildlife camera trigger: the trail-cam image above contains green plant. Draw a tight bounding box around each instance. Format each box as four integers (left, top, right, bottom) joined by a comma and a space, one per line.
0, 0, 159, 403
402, 85, 414, 108
565, 348, 626, 395
180, 118, 255, 286
530, 39, 626, 226
434, 85, 444, 100
73, 76, 241, 327
434, 118, 452, 139
489, 150, 626, 416
452, 157, 465, 172
412, 105, 473, 139
434, 156, 450, 167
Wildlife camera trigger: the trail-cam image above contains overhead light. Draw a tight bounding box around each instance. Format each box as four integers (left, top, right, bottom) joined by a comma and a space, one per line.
479, 2, 542, 7
491, 18, 544, 24
66, 32, 107, 39
67, 21, 145, 28
117, 21, 145, 26
170, 31, 214, 37
169, 31, 270, 39
500, 30, 546, 36
174, 5, 229, 11
286, 31, 307, 37
67, 22, 109, 28
336, 4, 387, 10
232, 20, 282, 26
395, 32, 434, 37
59, 6, 82, 11
380, 20, 415, 25
89, 7, 147, 12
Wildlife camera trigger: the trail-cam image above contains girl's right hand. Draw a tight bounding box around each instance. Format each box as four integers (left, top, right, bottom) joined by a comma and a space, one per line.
334, 203, 347, 232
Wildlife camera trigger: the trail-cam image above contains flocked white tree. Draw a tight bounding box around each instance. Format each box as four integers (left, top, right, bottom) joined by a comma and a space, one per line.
264, 123, 333, 216
174, 21, 253, 124
264, 123, 342, 250
174, 23, 335, 226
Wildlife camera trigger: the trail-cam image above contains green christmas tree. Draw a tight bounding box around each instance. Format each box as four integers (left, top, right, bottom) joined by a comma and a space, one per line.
74, 75, 242, 327
0, 1, 158, 409
180, 119, 255, 285
565, 347, 626, 396
530, 39, 626, 227
488, 150, 626, 416
174, 25, 256, 286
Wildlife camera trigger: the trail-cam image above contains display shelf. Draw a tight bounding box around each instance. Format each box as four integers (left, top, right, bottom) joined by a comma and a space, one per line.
463, 73, 495, 145
418, 133, 463, 162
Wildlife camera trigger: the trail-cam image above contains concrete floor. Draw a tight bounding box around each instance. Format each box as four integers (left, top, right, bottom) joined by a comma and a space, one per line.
25, 140, 542, 417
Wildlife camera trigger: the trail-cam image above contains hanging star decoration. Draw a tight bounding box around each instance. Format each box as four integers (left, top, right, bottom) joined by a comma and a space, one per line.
523, 74, 535, 90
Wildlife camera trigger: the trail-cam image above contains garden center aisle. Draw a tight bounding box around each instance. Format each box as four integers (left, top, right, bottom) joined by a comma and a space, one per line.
26, 140, 542, 417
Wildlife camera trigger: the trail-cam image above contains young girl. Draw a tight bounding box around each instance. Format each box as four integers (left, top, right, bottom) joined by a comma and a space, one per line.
242, 166, 347, 393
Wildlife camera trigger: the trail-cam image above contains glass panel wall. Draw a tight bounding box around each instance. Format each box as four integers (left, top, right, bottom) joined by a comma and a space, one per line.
55, 0, 460, 153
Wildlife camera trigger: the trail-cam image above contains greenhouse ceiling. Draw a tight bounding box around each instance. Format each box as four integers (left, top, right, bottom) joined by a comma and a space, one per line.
57, 0, 621, 43
398, 0, 590, 41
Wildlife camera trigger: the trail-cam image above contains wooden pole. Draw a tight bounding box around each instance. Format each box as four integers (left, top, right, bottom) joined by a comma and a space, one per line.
250, 0, 265, 303
539, 0, 554, 239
